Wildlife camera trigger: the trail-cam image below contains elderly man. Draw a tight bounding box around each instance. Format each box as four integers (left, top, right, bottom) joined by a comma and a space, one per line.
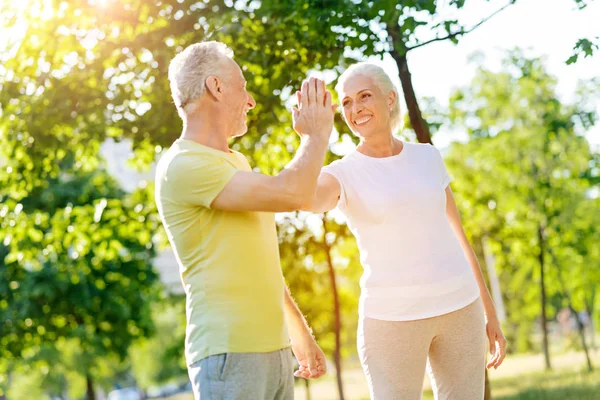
155, 41, 335, 399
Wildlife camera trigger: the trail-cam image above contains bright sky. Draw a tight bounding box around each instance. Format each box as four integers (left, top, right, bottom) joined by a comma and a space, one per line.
370, 0, 600, 150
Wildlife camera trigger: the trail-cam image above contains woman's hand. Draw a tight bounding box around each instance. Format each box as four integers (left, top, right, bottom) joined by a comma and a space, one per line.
485, 314, 506, 369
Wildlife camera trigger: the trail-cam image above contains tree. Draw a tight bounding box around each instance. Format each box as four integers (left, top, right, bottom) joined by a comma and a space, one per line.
0, 166, 162, 398
445, 49, 599, 373
5, 339, 133, 400
0, 0, 349, 394
259, 0, 517, 145
129, 295, 188, 391
278, 211, 362, 400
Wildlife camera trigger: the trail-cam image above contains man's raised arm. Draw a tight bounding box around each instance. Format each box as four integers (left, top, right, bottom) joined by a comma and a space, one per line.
211, 77, 336, 212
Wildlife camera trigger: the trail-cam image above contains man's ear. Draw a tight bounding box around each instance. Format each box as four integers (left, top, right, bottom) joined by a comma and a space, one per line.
205, 75, 222, 100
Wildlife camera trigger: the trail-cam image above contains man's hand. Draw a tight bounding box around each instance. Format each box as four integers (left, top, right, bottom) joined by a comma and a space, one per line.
291, 332, 327, 379
292, 77, 336, 141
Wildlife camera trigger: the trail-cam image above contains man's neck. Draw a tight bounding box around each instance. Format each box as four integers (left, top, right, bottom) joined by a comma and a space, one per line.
180, 112, 232, 153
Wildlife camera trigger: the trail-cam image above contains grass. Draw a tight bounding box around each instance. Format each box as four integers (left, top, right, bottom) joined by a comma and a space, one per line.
294, 349, 600, 400
491, 368, 600, 400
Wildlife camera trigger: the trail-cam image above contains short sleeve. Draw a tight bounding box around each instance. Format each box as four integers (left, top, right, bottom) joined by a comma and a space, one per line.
431, 146, 452, 188
321, 161, 347, 209
165, 153, 238, 208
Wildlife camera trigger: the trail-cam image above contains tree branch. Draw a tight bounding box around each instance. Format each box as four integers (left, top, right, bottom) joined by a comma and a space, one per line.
406, 0, 516, 52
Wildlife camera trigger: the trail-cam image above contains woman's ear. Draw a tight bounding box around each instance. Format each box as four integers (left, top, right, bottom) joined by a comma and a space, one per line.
388, 90, 397, 111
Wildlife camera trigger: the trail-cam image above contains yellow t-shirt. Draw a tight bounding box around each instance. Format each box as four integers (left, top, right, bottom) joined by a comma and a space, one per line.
155, 139, 289, 365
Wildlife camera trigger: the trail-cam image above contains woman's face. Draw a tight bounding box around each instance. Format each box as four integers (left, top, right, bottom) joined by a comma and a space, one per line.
339, 74, 395, 138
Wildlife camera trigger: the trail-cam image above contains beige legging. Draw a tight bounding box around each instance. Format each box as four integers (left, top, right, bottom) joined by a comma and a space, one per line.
358, 298, 487, 400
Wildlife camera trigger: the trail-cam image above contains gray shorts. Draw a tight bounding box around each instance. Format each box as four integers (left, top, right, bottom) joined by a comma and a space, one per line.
188, 348, 294, 400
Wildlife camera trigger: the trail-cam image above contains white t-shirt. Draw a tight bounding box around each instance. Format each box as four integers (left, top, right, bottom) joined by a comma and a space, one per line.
322, 141, 480, 321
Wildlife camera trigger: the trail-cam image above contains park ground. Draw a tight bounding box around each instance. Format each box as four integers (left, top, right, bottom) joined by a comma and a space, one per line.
162, 348, 600, 400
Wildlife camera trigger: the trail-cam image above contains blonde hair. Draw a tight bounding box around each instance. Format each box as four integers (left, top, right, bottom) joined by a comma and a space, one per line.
335, 62, 402, 132
168, 41, 233, 118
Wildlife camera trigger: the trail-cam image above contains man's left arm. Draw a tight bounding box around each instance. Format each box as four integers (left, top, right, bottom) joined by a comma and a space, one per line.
284, 286, 327, 379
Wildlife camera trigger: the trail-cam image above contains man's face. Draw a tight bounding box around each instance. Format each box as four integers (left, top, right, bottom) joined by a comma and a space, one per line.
222, 59, 256, 137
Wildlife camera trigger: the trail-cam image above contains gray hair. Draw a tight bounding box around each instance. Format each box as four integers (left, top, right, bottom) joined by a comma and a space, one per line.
168, 41, 234, 118
335, 62, 402, 132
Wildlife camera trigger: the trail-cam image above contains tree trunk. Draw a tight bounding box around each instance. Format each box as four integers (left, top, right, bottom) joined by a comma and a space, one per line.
390, 51, 432, 144
322, 218, 345, 400
537, 225, 552, 370
569, 305, 594, 372
86, 373, 96, 400
386, 19, 432, 144
584, 286, 596, 350
550, 247, 594, 372
482, 237, 506, 323
484, 368, 492, 400
387, 3, 514, 143
473, 237, 494, 399
304, 378, 311, 400
591, 318, 597, 350
479, 237, 501, 399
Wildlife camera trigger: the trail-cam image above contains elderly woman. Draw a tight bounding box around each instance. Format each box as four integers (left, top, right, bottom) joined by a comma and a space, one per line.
301, 63, 506, 400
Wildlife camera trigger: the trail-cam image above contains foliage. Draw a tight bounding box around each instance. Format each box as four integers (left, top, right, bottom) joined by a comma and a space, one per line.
129, 296, 188, 390
567, 37, 600, 64
445, 50, 600, 353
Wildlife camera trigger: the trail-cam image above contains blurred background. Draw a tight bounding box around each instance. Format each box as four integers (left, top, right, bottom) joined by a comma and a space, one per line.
0, 0, 599, 399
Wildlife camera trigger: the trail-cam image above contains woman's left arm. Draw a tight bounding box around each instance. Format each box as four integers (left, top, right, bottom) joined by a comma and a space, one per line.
445, 186, 506, 369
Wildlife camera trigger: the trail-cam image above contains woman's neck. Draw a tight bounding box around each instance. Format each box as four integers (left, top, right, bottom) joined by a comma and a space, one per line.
357, 133, 402, 158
